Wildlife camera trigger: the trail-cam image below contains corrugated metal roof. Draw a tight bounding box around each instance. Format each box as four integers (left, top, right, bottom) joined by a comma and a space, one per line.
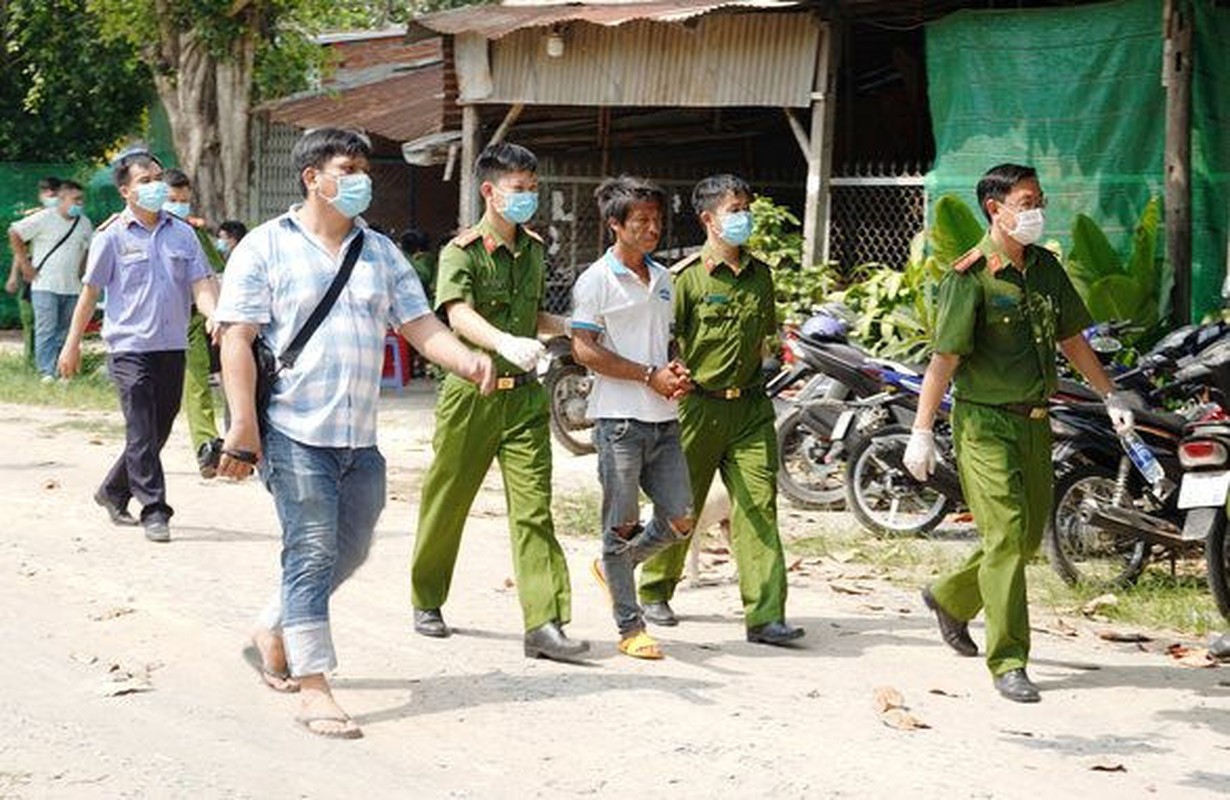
263, 65, 445, 143
409, 0, 801, 40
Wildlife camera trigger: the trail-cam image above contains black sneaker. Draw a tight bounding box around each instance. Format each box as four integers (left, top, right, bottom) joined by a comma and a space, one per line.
94, 490, 138, 527
143, 519, 171, 543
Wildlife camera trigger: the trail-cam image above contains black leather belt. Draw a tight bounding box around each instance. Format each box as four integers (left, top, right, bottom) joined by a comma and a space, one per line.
495, 373, 538, 391
695, 384, 761, 401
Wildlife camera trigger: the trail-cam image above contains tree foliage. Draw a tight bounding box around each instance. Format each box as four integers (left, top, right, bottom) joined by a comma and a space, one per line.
0, 0, 151, 163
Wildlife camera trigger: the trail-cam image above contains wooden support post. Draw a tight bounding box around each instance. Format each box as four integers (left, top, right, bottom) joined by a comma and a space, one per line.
486, 103, 524, 149
1164, 0, 1192, 325
458, 104, 482, 228
802, 21, 840, 269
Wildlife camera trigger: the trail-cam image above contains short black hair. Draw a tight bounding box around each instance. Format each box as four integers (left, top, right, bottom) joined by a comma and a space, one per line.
976, 163, 1038, 221
595, 176, 666, 227
291, 128, 372, 197
112, 147, 162, 188
400, 228, 431, 253
474, 142, 537, 185
218, 220, 247, 241
164, 168, 191, 189
691, 174, 751, 217
58, 180, 83, 193
38, 176, 61, 193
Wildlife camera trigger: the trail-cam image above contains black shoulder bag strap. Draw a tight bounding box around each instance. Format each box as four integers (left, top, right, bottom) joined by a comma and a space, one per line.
279, 230, 364, 370
33, 214, 82, 273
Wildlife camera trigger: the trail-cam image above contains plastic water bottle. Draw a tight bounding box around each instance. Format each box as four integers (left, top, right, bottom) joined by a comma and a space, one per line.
1120, 431, 1166, 487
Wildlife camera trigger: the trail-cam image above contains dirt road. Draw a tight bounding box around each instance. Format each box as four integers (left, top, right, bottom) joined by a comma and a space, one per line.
1, 392, 1228, 799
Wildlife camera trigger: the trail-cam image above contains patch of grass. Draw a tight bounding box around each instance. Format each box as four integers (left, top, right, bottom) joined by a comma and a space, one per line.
0, 352, 116, 411
41, 417, 126, 439
553, 488, 602, 539
787, 521, 971, 582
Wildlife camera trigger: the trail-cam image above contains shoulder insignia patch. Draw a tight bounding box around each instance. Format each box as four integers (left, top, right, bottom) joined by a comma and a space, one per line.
449, 228, 482, 248
987, 252, 1006, 274
95, 212, 120, 232
670, 252, 701, 276
951, 247, 983, 273
521, 226, 544, 244
482, 234, 498, 254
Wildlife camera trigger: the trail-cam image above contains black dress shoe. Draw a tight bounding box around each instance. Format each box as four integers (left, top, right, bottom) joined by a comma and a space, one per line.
642, 601, 679, 627
994, 668, 1041, 703
1210, 633, 1230, 660
524, 621, 590, 662
94, 490, 138, 527
746, 620, 805, 646
413, 608, 451, 638
922, 587, 978, 657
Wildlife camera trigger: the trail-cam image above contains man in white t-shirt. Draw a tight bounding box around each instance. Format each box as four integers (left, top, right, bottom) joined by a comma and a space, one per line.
8, 180, 93, 379
570, 176, 694, 660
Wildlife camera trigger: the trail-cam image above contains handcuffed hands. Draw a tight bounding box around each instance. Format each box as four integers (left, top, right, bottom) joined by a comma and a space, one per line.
903, 428, 937, 482
495, 332, 546, 372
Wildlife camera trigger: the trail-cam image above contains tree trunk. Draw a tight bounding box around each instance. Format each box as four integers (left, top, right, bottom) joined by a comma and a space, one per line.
151, 15, 254, 225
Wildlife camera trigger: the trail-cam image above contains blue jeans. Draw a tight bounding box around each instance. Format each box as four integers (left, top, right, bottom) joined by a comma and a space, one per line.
31, 290, 77, 377
595, 418, 694, 635
257, 426, 387, 677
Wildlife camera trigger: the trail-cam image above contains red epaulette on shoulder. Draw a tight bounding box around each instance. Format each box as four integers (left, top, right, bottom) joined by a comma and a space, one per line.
951, 247, 983, 273
449, 228, 482, 248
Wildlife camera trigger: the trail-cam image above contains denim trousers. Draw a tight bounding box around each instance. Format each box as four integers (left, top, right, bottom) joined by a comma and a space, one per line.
30, 290, 77, 377
256, 426, 387, 677
595, 418, 693, 635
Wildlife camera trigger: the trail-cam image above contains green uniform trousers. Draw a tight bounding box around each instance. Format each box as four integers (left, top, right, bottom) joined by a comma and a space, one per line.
929, 402, 1052, 676
19, 293, 34, 369
411, 375, 572, 631
638, 394, 788, 627
182, 312, 219, 449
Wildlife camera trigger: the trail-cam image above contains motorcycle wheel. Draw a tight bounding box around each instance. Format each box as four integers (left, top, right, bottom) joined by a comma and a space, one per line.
1206, 508, 1230, 621
1044, 463, 1148, 587
545, 362, 595, 456
844, 424, 951, 536
776, 404, 846, 510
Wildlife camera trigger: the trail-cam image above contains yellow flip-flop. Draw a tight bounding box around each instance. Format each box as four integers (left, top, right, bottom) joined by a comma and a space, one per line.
618, 630, 664, 660
590, 557, 612, 606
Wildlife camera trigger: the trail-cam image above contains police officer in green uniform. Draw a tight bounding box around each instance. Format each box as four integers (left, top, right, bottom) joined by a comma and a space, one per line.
410, 142, 587, 662
906, 163, 1137, 703
637, 174, 804, 646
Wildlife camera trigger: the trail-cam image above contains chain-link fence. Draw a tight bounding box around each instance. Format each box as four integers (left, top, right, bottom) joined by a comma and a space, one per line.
828, 170, 926, 271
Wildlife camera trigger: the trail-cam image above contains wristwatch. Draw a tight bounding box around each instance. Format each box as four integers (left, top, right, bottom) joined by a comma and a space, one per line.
643, 365, 656, 384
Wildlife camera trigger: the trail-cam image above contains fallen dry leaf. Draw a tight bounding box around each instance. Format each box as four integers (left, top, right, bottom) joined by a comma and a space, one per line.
928, 688, 963, 698
1098, 629, 1152, 643
872, 686, 904, 713
859, 603, 886, 612
880, 708, 930, 731
1088, 762, 1126, 773
1082, 593, 1119, 615
1172, 648, 1216, 669
1000, 729, 1035, 738
87, 437, 104, 446
42, 478, 59, 490
829, 581, 874, 596
89, 606, 135, 622
502, 577, 516, 589
786, 557, 804, 572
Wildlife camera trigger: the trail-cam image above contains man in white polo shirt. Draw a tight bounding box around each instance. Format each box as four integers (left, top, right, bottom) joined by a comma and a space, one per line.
571, 176, 694, 660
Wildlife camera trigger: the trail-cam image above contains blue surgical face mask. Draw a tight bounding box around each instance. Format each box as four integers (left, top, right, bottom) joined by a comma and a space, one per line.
498, 189, 538, 225
134, 180, 169, 213
66, 204, 83, 218
321, 172, 372, 219
215, 237, 230, 255
41, 196, 59, 209
719, 210, 753, 246
163, 200, 191, 219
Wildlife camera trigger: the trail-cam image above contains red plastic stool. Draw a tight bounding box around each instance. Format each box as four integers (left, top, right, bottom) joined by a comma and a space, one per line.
382, 331, 412, 388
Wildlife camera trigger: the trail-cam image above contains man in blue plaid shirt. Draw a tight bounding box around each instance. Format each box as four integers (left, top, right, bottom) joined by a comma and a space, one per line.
215, 128, 494, 740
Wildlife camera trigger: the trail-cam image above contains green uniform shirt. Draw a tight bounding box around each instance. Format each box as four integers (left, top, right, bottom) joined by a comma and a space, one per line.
434, 217, 545, 374
933, 234, 1092, 405
673, 242, 776, 391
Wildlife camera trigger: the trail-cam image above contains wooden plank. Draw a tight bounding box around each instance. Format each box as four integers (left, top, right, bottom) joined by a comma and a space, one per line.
802, 21, 839, 269
1164, 0, 1193, 325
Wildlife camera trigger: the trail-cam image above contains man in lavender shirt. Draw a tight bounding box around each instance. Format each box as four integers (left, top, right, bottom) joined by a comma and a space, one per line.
59, 148, 219, 543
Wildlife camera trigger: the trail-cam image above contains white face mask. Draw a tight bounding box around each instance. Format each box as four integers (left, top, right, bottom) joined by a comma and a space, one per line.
1007, 207, 1045, 245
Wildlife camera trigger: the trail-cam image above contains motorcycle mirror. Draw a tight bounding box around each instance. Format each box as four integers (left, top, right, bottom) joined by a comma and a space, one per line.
1089, 335, 1123, 354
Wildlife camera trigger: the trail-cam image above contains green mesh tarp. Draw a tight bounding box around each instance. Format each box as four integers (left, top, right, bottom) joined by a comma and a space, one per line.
925, 0, 1229, 322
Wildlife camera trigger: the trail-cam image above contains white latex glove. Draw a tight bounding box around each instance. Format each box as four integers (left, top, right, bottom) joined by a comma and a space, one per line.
903, 428, 937, 482
1104, 389, 1141, 434
494, 332, 546, 372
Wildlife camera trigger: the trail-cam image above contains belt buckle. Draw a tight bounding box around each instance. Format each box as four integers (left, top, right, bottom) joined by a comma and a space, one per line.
496, 376, 516, 390
723, 387, 742, 400
1029, 406, 1048, 420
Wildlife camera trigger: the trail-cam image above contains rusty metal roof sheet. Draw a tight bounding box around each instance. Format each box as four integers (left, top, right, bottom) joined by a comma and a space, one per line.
262, 64, 446, 143
408, 0, 801, 40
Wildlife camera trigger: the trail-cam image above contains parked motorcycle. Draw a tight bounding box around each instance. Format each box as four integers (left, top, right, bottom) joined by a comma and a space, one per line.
542, 335, 595, 456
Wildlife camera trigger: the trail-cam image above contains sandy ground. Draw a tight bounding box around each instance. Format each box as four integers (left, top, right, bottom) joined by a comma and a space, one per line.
1, 386, 1229, 800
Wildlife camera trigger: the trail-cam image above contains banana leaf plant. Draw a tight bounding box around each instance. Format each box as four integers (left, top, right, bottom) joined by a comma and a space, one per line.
1066, 197, 1162, 335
